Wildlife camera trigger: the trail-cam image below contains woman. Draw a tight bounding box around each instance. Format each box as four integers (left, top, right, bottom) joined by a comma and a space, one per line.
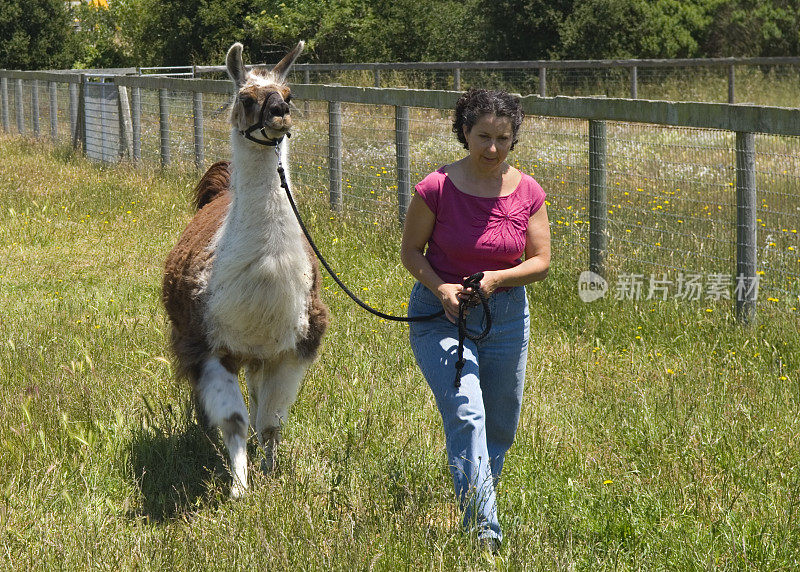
400, 88, 550, 550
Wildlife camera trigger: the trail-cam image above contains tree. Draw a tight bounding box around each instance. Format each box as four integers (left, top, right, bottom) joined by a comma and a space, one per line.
702, 0, 800, 57
244, 0, 486, 63
245, 0, 380, 63
558, 0, 711, 60
471, 0, 574, 60
72, 0, 132, 68
0, 0, 77, 69
8, 0, 796, 70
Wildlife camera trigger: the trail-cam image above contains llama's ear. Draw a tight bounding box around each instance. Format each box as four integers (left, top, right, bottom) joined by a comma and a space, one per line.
226, 42, 247, 88
272, 41, 305, 83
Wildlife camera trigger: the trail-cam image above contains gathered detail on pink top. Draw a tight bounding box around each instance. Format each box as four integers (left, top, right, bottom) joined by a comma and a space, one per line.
415, 167, 546, 286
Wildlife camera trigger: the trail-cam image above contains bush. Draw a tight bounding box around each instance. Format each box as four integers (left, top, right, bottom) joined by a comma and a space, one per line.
0, 0, 77, 69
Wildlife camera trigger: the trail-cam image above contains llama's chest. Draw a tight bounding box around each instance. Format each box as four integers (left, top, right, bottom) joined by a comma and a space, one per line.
203, 244, 314, 358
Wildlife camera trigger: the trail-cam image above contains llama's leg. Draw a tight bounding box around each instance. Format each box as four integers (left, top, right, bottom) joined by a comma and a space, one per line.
196, 356, 249, 498
247, 357, 309, 473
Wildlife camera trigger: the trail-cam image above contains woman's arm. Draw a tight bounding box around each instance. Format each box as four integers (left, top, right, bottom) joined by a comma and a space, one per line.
475, 204, 551, 296
400, 194, 464, 321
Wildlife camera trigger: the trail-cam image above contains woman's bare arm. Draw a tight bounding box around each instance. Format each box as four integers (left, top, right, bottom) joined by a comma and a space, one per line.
400, 195, 463, 321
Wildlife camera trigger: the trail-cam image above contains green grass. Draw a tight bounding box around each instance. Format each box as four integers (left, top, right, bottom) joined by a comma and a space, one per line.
2, 134, 800, 569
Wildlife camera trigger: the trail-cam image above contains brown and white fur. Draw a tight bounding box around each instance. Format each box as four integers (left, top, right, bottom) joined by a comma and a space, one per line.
162, 41, 328, 497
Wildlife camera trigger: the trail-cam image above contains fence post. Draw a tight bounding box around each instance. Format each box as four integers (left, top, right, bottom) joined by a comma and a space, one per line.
728, 64, 736, 104
302, 69, 311, 116
453, 68, 461, 92
735, 131, 757, 323
69, 81, 78, 140
374, 69, 381, 88
630, 65, 638, 99
539, 67, 547, 97
15, 79, 24, 134
159, 88, 170, 167
1, 75, 8, 132
193, 91, 204, 169
328, 99, 342, 211
131, 86, 141, 161
48, 81, 58, 141
72, 75, 86, 151
31, 80, 40, 137
589, 120, 608, 277
395, 105, 411, 223
117, 84, 133, 159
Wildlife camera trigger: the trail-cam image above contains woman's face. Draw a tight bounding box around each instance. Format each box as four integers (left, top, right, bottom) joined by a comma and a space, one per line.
463, 113, 514, 171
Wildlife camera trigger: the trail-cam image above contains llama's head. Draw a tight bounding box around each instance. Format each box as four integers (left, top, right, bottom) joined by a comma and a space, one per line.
226, 41, 304, 146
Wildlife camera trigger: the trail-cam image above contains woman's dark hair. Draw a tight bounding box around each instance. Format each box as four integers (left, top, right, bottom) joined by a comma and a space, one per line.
452, 88, 524, 151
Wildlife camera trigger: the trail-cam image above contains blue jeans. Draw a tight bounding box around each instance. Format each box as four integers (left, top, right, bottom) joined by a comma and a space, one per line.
408, 281, 530, 542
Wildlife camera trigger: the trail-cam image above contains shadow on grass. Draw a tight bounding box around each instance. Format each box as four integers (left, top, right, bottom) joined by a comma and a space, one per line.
125, 401, 230, 522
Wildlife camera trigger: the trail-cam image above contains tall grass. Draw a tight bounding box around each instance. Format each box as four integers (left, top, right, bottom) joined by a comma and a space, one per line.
1, 134, 800, 569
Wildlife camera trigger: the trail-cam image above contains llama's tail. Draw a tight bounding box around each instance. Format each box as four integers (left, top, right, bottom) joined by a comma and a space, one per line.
193, 160, 231, 211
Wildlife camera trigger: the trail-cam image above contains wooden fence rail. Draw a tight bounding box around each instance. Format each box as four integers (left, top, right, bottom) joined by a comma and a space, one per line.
193, 55, 800, 103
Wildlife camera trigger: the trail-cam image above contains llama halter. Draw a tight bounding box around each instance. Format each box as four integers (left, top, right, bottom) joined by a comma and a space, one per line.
274, 142, 492, 387
240, 91, 289, 146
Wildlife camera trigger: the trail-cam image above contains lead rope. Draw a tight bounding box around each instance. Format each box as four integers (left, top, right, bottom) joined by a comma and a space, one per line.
275, 146, 491, 387
453, 273, 491, 387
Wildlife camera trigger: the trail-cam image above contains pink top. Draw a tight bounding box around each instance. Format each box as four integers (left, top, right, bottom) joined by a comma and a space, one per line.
415, 167, 546, 285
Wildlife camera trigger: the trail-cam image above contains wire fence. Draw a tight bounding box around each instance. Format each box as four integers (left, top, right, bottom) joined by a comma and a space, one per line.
134, 56, 800, 108
1, 70, 799, 321
272, 58, 800, 108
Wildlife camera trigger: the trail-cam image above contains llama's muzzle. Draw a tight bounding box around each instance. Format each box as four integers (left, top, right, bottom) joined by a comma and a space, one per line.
265, 92, 290, 119
241, 91, 291, 146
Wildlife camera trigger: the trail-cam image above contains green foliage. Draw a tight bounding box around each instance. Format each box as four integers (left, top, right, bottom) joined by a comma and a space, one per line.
471, 0, 574, 60
558, 0, 711, 59
245, 0, 800, 63
702, 0, 800, 57
72, 2, 131, 69
118, 0, 264, 66
70, 0, 268, 68
245, 0, 441, 62
0, 0, 77, 69
2, 0, 799, 69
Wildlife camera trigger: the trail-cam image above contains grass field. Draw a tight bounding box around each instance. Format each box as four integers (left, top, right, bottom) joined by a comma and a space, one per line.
1, 134, 800, 569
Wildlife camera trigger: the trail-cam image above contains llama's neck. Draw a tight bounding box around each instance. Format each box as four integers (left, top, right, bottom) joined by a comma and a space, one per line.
222, 132, 302, 256
204, 132, 314, 359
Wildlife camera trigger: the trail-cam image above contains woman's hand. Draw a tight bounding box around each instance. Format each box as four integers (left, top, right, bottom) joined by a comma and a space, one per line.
478, 270, 502, 297
436, 283, 466, 323
462, 270, 502, 301
437, 271, 502, 323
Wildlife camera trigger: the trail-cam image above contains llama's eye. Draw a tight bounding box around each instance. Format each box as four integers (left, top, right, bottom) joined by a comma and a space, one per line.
240, 95, 256, 107
285, 94, 292, 104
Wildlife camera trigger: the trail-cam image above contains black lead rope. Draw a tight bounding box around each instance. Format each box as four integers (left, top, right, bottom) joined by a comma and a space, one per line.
275, 148, 491, 387
453, 273, 492, 388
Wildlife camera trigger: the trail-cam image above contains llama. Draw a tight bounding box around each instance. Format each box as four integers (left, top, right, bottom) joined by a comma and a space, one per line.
162, 41, 328, 497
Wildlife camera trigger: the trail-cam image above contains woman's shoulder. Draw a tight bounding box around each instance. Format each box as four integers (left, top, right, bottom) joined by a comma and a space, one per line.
414, 167, 450, 212
514, 170, 543, 193
415, 167, 449, 197
515, 170, 547, 211
417, 167, 448, 189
